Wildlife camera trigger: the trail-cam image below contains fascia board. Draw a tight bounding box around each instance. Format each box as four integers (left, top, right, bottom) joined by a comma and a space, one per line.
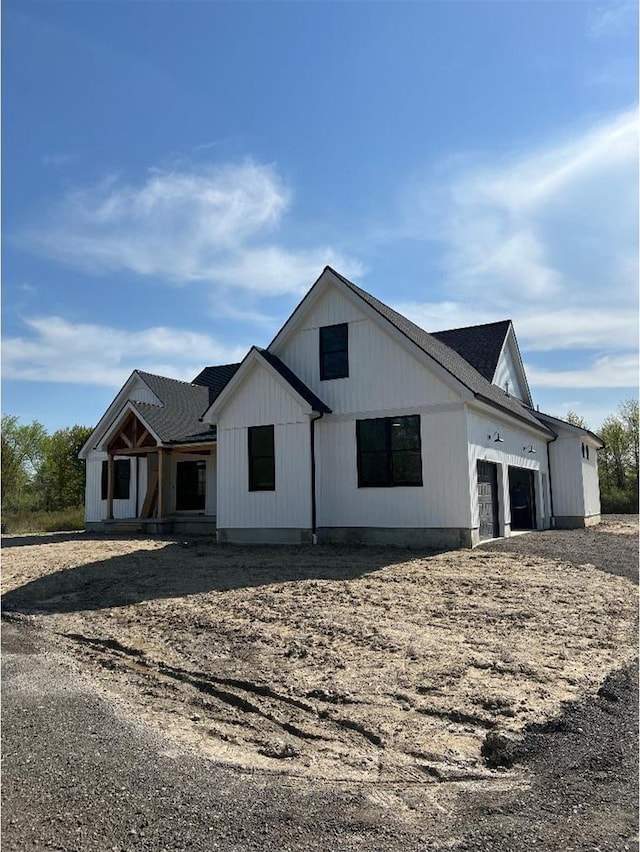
267, 267, 335, 355
495, 324, 533, 408
94, 401, 163, 452
330, 277, 475, 401
469, 398, 553, 440
79, 371, 147, 458
204, 349, 314, 422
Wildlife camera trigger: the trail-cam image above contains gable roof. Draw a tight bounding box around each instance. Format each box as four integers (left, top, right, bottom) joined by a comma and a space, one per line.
327, 268, 552, 436
202, 347, 331, 420
431, 320, 511, 383
532, 411, 604, 448
130, 372, 217, 444
192, 363, 242, 405
258, 349, 331, 413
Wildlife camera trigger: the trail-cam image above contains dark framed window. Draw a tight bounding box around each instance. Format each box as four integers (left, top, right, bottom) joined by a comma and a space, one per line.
101, 459, 131, 500
356, 415, 423, 487
248, 425, 275, 491
320, 323, 348, 380
176, 460, 206, 511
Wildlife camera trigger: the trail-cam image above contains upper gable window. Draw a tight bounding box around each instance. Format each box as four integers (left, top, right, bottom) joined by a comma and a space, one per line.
319, 323, 348, 380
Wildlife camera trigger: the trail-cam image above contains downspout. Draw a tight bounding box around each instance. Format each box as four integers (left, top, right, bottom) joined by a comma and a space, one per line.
310, 411, 324, 544
546, 433, 557, 529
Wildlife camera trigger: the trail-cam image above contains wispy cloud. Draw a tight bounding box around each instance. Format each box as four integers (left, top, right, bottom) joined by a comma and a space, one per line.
2, 316, 248, 386
23, 159, 364, 302
526, 354, 638, 389
391, 109, 638, 389
587, 1, 636, 39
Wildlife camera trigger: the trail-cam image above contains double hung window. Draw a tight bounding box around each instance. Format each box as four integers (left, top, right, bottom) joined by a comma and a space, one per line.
356, 415, 422, 487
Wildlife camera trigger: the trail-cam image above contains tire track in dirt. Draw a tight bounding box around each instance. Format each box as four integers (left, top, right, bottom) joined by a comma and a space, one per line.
62, 631, 387, 752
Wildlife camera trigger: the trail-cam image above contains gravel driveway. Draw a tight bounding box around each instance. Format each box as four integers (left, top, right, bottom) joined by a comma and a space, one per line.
2, 515, 638, 851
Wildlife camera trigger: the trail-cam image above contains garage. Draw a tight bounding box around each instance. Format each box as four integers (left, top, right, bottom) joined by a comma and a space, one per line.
477, 461, 499, 540
509, 467, 536, 530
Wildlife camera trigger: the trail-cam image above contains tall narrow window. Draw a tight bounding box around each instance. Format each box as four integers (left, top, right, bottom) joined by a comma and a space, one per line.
248, 425, 275, 491
356, 415, 422, 487
101, 459, 131, 500
320, 323, 348, 380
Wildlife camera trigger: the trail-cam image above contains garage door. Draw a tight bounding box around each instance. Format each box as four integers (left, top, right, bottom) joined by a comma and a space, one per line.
477, 461, 499, 540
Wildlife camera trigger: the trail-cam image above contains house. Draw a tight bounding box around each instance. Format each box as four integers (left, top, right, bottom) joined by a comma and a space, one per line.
79, 267, 603, 546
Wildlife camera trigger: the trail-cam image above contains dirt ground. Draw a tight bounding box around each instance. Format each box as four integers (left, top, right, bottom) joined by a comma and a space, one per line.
2, 515, 638, 846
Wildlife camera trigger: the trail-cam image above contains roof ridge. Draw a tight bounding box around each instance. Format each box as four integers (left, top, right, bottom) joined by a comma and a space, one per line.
136, 369, 200, 387
431, 319, 512, 335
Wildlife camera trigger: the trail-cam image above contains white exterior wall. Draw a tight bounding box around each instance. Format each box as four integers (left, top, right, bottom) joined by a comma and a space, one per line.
316, 406, 471, 529
582, 447, 601, 517
216, 362, 312, 530
466, 407, 550, 532
85, 452, 147, 522
493, 337, 527, 402
548, 436, 585, 517
275, 286, 461, 415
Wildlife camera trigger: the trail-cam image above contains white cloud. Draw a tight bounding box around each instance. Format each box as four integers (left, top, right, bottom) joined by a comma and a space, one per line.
587, 1, 636, 39
397, 302, 638, 352
2, 316, 248, 387
24, 159, 363, 302
525, 354, 638, 389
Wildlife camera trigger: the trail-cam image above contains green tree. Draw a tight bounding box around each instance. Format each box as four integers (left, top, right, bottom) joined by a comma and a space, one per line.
598, 398, 639, 512
565, 410, 588, 429
1, 415, 49, 511
36, 425, 93, 511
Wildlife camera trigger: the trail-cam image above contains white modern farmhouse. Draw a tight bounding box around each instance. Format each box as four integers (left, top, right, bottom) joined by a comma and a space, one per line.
80, 267, 603, 547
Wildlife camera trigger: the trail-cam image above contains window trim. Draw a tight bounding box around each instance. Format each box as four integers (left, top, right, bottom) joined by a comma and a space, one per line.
356, 415, 423, 488
248, 425, 276, 492
101, 458, 131, 500
319, 323, 349, 381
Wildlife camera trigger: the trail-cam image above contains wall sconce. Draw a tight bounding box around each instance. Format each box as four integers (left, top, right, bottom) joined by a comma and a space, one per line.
488, 431, 504, 442
523, 444, 537, 453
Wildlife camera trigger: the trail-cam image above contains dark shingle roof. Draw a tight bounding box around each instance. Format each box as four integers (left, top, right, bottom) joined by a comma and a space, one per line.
258, 349, 331, 413
192, 363, 242, 405
430, 320, 511, 383
329, 269, 552, 435
133, 371, 216, 444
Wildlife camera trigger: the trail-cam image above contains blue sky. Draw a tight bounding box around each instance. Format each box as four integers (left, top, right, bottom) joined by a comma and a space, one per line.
3, 0, 637, 433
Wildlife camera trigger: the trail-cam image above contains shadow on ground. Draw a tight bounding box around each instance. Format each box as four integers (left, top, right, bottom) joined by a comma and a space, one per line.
1, 539, 439, 615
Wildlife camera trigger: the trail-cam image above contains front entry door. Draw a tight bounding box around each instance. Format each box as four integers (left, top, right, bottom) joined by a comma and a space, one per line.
477, 461, 499, 540
508, 467, 536, 530
176, 460, 206, 511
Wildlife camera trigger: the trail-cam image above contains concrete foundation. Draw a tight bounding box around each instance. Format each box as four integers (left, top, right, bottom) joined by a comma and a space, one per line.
554, 514, 601, 529
86, 516, 217, 536
317, 526, 473, 549
217, 527, 313, 545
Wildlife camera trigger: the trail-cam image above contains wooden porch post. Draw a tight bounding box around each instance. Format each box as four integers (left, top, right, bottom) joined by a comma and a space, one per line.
107, 453, 115, 520
157, 448, 165, 519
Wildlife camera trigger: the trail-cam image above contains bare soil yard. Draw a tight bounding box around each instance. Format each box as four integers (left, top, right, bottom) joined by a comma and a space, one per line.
2, 515, 638, 847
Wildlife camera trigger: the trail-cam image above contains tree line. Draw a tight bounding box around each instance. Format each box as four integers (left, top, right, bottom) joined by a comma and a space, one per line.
1, 416, 92, 518
0, 400, 638, 526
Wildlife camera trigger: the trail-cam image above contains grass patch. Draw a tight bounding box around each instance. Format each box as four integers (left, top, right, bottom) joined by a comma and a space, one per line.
1, 505, 85, 534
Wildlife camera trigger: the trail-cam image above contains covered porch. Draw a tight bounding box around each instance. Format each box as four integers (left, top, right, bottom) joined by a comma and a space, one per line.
100, 410, 217, 536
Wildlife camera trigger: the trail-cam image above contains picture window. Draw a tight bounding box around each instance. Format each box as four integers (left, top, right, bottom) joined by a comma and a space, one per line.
356, 415, 422, 487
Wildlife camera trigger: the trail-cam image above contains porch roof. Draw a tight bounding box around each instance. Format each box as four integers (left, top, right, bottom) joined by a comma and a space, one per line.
131, 372, 217, 445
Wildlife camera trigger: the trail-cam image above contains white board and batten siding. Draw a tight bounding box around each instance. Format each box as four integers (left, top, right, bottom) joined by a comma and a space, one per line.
493, 335, 528, 402
216, 360, 312, 530
274, 285, 461, 415
466, 407, 550, 531
582, 448, 601, 517
316, 407, 471, 529
85, 452, 147, 522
